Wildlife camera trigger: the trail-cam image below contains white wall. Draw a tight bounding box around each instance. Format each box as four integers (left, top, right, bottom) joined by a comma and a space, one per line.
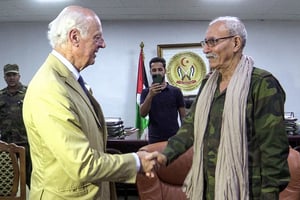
0, 20, 299, 127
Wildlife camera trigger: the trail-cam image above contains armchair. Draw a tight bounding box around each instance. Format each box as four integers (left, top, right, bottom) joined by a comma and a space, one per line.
279, 146, 300, 200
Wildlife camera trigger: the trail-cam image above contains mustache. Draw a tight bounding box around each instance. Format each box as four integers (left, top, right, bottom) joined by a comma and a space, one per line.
206, 53, 218, 59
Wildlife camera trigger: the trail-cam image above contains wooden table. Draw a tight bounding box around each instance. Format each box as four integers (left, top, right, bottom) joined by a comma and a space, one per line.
288, 135, 300, 148
107, 135, 300, 151
107, 138, 148, 154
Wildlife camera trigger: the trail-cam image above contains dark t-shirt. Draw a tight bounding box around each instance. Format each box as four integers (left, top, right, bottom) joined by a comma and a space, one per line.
140, 83, 185, 143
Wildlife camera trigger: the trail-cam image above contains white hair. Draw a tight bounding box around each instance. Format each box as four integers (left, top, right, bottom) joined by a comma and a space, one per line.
210, 16, 247, 48
47, 6, 91, 48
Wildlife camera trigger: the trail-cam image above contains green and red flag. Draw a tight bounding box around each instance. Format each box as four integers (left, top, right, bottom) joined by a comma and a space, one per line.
135, 42, 149, 138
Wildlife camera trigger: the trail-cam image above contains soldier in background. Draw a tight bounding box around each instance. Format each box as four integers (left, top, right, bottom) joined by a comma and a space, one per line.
0, 64, 31, 188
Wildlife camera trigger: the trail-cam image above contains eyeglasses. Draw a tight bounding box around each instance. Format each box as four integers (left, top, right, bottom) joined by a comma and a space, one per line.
200, 35, 235, 48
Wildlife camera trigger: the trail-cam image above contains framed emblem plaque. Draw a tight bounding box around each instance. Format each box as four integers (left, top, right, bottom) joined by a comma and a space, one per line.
157, 43, 209, 96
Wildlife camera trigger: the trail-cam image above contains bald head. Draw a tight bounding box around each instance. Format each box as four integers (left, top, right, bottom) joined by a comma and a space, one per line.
47, 5, 101, 48
47, 5, 105, 71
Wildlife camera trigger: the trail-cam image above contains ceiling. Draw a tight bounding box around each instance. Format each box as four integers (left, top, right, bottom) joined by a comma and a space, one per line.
0, 0, 299, 22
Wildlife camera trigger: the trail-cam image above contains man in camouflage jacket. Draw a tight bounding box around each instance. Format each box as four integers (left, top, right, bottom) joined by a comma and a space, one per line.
156, 16, 290, 200
0, 63, 31, 187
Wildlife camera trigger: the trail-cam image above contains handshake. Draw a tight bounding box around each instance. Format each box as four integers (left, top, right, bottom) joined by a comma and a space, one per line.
136, 150, 167, 178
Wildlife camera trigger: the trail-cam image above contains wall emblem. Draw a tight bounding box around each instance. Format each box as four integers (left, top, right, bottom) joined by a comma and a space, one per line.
166, 51, 206, 91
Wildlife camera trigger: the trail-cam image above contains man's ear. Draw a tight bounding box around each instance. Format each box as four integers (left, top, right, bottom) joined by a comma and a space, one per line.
69, 29, 80, 46
233, 36, 242, 52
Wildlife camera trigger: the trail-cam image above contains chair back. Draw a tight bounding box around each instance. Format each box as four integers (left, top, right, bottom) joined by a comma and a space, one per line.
0, 140, 26, 200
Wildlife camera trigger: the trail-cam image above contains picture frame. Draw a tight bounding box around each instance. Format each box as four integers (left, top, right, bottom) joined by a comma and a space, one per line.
157, 43, 209, 96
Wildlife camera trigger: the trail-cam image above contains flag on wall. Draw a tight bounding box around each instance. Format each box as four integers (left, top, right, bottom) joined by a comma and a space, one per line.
135, 42, 149, 138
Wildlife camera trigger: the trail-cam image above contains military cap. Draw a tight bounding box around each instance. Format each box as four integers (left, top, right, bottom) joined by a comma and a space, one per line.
4, 64, 19, 74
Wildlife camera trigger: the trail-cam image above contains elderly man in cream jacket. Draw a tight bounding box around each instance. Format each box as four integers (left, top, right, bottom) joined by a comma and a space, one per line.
23, 5, 157, 200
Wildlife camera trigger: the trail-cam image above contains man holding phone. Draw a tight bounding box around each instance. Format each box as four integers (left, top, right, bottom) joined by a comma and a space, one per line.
140, 57, 186, 143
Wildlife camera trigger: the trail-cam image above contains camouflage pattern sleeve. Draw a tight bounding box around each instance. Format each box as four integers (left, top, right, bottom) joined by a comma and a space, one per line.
162, 109, 194, 165
250, 69, 290, 198
161, 80, 206, 165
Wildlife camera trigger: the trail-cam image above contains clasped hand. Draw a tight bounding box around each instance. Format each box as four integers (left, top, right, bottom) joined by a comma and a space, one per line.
136, 151, 167, 178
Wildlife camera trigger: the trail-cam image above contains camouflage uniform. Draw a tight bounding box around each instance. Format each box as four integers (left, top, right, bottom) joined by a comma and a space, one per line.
0, 83, 27, 142
163, 67, 290, 200
0, 82, 32, 187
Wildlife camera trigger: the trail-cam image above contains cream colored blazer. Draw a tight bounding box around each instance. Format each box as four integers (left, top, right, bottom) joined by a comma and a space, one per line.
23, 54, 137, 200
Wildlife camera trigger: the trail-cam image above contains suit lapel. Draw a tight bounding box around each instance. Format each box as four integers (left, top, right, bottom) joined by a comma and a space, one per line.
87, 93, 108, 145
48, 54, 103, 129
65, 76, 103, 129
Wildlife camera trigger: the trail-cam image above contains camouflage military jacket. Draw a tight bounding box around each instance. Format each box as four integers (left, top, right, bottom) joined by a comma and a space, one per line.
163, 67, 290, 200
0, 83, 27, 143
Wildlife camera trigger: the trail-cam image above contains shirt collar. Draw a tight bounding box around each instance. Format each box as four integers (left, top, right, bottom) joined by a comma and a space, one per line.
51, 50, 80, 80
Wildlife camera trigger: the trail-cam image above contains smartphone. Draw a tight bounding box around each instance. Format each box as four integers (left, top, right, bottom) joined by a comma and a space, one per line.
152, 74, 163, 84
